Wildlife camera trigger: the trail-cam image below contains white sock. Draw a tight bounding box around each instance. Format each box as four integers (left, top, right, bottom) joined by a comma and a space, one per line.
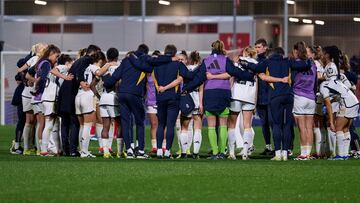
35, 123, 40, 152
234, 113, 244, 149
176, 118, 181, 149
228, 128, 236, 156
314, 127, 322, 155
108, 124, 114, 150
117, 138, 124, 154
41, 118, 54, 153
193, 129, 202, 154
180, 131, 188, 154
282, 150, 288, 159
81, 123, 92, 154
343, 132, 351, 156
135, 140, 139, 148
336, 131, 345, 156
79, 125, 84, 151
249, 127, 255, 147
131, 143, 135, 149
103, 138, 109, 154
243, 128, 252, 156
51, 119, 60, 153
327, 127, 336, 156
187, 127, 193, 152
96, 123, 103, 148
23, 123, 32, 150
300, 146, 306, 156
151, 139, 157, 149
306, 145, 312, 156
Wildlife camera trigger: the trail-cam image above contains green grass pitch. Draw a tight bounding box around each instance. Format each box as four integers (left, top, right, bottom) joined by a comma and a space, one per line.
1, 125, 360, 202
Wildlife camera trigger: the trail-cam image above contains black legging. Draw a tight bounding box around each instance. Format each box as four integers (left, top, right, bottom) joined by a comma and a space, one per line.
350, 123, 360, 151
15, 105, 25, 143
60, 112, 80, 155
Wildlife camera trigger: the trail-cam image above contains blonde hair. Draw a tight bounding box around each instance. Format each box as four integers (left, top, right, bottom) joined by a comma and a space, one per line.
34, 43, 48, 57
340, 54, 351, 71
243, 46, 257, 59
77, 48, 87, 59
211, 40, 226, 55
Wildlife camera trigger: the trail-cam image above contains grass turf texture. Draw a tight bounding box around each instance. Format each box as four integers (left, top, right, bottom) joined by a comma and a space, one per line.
1, 125, 360, 202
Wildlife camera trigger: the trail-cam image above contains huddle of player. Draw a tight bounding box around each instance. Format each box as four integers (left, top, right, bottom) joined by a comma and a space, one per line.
10, 39, 359, 161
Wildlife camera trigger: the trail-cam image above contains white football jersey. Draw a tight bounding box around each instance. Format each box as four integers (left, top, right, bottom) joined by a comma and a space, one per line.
42, 70, 58, 102
22, 56, 40, 98
339, 73, 352, 89
315, 60, 324, 75
79, 64, 99, 93
231, 57, 258, 104
320, 79, 359, 108
99, 65, 119, 106
26, 56, 39, 67
187, 64, 199, 72
84, 64, 99, 85
56, 65, 69, 88
187, 64, 201, 108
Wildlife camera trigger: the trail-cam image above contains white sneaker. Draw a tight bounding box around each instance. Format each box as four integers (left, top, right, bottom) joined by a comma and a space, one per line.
247, 145, 255, 156
80, 151, 96, 158
157, 148, 163, 158
164, 150, 171, 159
271, 156, 282, 161
228, 154, 236, 160
242, 155, 249, 160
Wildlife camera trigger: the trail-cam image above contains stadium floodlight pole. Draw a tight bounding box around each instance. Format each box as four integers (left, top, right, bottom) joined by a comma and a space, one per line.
141, 0, 146, 43
232, 0, 237, 50
284, 0, 289, 56
0, 0, 4, 125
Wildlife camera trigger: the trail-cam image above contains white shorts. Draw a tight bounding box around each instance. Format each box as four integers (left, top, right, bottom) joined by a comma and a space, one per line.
42, 101, 56, 116
293, 95, 316, 116
332, 102, 339, 115
100, 105, 119, 118
146, 105, 157, 114
22, 97, 32, 112
32, 103, 43, 115
229, 100, 255, 112
75, 91, 95, 115
337, 104, 359, 119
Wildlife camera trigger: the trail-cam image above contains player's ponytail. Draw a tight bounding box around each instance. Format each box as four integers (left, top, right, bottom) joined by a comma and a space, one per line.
340, 54, 350, 72
293, 41, 307, 60
189, 51, 201, 65
211, 40, 226, 55
243, 46, 257, 59
35, 44, 61, 69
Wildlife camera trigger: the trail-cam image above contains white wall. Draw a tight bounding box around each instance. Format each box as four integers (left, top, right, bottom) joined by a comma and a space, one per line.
3, 16, 255, 52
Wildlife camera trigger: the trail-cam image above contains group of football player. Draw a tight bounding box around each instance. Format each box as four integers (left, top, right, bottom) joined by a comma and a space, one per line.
9, 38, 360, 161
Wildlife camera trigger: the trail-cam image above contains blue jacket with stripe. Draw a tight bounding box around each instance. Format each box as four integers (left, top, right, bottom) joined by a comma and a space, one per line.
256, 53, 269, 105
153, 57, 195, 102
103, 51, 171, 97
244, 54, 311, 100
